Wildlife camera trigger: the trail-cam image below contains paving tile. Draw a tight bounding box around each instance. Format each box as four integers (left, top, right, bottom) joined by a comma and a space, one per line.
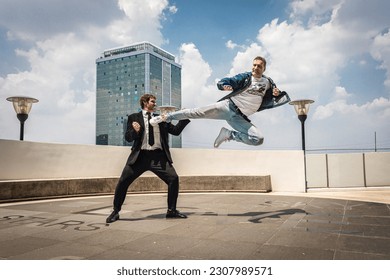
266, 230, 339, 250
89, 248, 168, 260
107, 218, 180, 234
0, 236, 58, 258
175, 239, 258, 260
0, 223, 57, 241
159, 222, 226, 239
207, 223, 276, 244
295, 217, 345, 234
340, 223, 390, 238
345, 201, 390, 216
27, 221, 110, 241
336, 235, 390, 255
120, 234, 201, 257
8, 241, 106, 260
346, 216, 390, 226
334, 250, 390, 260
301, 213, 345, 223
73, 229, 148, 248
251, 244, 335, 260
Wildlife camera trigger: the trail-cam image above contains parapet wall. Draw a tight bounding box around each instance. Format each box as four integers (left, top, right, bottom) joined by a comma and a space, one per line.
2, 139, 388, 201
306, 152, 390, 188
0, 139, 305, 200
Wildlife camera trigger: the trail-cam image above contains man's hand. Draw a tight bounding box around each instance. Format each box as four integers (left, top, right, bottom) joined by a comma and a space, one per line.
223, 85, 233, 91
132, 121, 141, 133
273, 87, 280, 96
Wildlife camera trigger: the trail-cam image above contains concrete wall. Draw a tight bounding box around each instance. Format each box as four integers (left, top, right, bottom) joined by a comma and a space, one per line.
2, 139, 388, 194
171, 148, 305, 192
365, 152, 390, 186
305, 154, 327, 188
306, 152, 390, 188
0, 139, 305, 193
0, 139, 130, 180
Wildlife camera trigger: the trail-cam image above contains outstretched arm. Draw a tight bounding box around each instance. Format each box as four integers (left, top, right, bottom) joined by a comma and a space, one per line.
167, 119, 191, 136
217, 72, 251, 91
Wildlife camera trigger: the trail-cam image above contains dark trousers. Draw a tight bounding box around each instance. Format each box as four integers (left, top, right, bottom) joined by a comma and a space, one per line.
113, 150, 179, 212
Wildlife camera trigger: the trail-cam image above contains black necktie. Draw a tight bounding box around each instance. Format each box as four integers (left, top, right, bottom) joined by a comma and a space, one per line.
147, 112, 154, 146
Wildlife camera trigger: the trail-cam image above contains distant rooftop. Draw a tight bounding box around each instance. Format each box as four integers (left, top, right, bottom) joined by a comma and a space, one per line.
101, 41, 175, 62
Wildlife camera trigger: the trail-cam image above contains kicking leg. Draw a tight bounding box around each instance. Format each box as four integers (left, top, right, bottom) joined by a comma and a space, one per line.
222, 115, 264, 146
151, 100, 231, 124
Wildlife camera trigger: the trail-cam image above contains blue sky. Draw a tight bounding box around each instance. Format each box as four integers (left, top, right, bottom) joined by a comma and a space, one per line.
0, 0, 389, 152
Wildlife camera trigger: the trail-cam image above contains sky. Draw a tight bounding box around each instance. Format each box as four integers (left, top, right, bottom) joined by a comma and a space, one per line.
0, 0, 389, 152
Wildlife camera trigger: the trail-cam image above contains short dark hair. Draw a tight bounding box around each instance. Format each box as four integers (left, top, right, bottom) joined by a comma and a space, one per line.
253, 56, 267, 69
139, 93, 156, 109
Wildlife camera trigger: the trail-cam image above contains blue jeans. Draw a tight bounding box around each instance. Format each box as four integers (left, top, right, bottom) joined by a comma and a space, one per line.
166, 99, 264, 146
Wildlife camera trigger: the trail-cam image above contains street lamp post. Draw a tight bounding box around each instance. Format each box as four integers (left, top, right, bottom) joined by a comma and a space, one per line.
157, 105, 176, 115
289, 99, 314, 191
6, 96, 39, 141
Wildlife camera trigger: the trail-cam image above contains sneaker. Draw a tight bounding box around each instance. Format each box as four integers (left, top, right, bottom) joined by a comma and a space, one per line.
214, 127, 231, 148
149, 114, 167, 126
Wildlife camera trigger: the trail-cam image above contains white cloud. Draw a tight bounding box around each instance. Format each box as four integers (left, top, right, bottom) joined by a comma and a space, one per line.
178, 43, 216, 106
266, 0, 390, 97
0, 0, 121, 41
226, 40, 238, 50
228, 43, 265, 77
0, 0, 172, 143
333, 86, 352, 100
177, 43, 226, 148
168, 5, 178, 14
115, 0, 171, 46
0, 32, 97, 143
290, 0, 342, 26
256, 18, 350, 100
371, 30, 390, 87
313, 94, 390, 121
253, 0, 390, 129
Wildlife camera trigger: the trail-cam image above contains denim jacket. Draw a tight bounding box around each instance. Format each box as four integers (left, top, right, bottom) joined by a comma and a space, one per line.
217, 71, 290, 111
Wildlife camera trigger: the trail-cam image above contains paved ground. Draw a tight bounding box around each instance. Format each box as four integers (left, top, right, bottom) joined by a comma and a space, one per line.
0, 192, 389, 260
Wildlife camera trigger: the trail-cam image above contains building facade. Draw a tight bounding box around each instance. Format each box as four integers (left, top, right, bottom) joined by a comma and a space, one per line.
96, 42, 183, 147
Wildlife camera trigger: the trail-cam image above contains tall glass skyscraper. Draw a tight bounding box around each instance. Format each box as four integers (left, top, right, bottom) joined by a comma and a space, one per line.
95, 42, 183, 147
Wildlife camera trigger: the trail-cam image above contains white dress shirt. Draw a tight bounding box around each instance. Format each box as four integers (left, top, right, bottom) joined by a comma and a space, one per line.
141, 110, 162, 150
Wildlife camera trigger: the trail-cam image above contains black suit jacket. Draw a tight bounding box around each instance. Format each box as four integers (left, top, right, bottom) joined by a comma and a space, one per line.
124, 111, 190, 165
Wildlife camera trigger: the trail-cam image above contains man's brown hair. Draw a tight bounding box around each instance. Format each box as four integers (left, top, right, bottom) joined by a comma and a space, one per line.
253, 56, 267, 69
139, 93, 156, 109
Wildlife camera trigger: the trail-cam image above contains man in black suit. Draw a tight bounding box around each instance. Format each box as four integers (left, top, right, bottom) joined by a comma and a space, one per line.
106, 93, 190, 223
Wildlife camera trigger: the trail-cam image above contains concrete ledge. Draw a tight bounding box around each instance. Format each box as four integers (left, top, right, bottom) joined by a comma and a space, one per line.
0, 175, 271, 202
0, 140, 304, 192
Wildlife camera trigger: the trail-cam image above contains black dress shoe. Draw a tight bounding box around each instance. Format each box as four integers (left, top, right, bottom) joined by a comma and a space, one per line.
106, 211, 119, 223
166, 209, 187, 219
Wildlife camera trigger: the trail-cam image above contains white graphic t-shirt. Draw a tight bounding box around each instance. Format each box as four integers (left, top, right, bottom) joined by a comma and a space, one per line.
231, 76, 270, 116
